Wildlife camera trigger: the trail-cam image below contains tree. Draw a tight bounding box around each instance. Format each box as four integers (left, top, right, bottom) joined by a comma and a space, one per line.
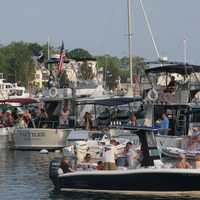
68, 48, 93, 60
79, 61, 94, 80
0, 42, 35, 86
96, 55, 121, 89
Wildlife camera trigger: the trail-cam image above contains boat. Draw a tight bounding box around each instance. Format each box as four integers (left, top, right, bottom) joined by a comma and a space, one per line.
49, 126, 200, 192
11, 95, 74, 150
11, 41, 108, 150
0, 73, 31, 102
162, 147, 200, 160
134, 61, 200, 149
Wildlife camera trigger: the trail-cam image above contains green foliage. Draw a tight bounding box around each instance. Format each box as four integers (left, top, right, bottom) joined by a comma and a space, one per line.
0, 41, 35, 86
68, 48, 93, 60
79, 61, 94, 80
96, 55, 120, 89
96, 55, 147, 88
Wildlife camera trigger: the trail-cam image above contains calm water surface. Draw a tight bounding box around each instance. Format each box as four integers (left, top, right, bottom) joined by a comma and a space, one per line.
0, 149, 200, 200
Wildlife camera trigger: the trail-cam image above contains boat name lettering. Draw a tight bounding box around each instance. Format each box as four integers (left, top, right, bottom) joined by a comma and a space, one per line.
20, 131, 45, 137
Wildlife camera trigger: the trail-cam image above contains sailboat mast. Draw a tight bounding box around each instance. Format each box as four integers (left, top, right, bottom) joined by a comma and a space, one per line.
127, 0, 133, 90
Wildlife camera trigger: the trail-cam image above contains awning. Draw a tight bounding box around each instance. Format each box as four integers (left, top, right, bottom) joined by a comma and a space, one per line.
0, 98, 39, 105
145, 64, 200, 75
76, 96, 142, 106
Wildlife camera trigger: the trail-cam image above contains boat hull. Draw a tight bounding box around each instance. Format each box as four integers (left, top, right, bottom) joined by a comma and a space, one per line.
12, 128, 71, 150
0, 127, 14, 149
56, 169, 200, 191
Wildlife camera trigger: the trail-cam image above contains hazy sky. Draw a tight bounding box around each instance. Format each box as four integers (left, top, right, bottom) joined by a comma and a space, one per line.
1, 0, 200, 63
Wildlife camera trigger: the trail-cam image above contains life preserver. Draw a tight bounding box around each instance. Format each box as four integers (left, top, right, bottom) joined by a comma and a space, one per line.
147, 88, 158, 101
49, 87, 58, 97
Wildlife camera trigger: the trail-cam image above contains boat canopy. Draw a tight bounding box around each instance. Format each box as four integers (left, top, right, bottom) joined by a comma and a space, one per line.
145, 63, 200, 75
0, 98, 39, 105
76, 96, 142, 106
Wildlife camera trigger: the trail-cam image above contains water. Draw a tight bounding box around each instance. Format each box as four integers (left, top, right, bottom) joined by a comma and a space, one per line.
0, 149, 199, 200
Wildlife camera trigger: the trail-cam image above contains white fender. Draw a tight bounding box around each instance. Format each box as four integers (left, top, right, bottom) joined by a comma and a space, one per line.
49, 87, 58, 97
147, 88, 158, 101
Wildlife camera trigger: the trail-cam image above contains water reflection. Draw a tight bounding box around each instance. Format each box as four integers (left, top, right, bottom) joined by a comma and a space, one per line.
0, 149, 200, 200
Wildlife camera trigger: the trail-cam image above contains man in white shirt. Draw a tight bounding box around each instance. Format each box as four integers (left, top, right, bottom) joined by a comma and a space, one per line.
103, 140, 118, 170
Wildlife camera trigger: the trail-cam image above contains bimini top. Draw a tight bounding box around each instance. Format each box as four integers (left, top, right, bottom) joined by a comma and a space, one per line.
76, 96, 142, 106
0, 98, 39, 105
145, 61, 200, 75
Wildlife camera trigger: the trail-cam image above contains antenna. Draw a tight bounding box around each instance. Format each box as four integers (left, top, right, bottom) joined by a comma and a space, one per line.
183, 36, 187, 64
47, 36, 50, 60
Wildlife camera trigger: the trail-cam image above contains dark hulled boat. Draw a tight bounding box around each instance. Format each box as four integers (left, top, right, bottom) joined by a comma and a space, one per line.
49, 127, 200, 192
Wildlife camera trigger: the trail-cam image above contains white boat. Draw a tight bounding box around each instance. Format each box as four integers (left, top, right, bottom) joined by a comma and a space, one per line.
11, 93, 75, 150
13, 128, 71, 150
0, 127, 14, 149
161, 147, 200, 160
0, 73, 31, 102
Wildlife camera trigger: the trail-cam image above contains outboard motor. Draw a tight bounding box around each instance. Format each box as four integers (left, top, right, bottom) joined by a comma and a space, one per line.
49, 158, 62, 190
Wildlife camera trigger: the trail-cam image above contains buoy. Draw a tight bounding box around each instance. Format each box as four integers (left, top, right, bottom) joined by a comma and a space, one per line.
40, 149, 48, 154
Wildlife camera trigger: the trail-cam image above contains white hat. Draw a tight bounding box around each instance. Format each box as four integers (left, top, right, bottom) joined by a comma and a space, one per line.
6, 110, 11, 113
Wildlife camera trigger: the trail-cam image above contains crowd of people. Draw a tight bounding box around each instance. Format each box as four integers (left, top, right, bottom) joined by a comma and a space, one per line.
0, 103, 72, 129
58, 139, 143, 174
0, 108, 33, 128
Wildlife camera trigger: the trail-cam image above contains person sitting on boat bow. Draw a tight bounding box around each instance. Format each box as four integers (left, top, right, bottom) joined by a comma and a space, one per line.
96, 161, 104, 170
176, 154, 192, 169
195, 154, 200, 169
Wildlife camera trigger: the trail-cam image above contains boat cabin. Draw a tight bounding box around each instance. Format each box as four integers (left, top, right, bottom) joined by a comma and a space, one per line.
137, 103, 200, 136
75, 96, 142, 128
144, 61, 200, 104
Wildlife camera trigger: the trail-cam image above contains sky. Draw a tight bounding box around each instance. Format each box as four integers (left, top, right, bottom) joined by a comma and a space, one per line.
0, 0, 200, 63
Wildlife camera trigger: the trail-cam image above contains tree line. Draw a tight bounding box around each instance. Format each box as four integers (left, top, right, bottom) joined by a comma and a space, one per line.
0, 41, 147, 89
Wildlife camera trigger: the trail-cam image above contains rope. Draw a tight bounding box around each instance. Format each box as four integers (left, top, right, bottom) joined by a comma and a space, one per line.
139, 0, 160, 59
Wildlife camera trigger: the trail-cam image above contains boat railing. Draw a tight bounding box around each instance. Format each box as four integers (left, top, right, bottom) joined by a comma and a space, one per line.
145, 87, 189, 104
36, 120, 59, 129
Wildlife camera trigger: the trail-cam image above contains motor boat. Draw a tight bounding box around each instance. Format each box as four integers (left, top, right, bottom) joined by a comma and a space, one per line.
162, 147, 200, 160
49, 126, 200, 192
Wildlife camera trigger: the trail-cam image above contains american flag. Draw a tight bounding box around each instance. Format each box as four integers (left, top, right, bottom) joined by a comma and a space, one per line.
58, 41, 65, 74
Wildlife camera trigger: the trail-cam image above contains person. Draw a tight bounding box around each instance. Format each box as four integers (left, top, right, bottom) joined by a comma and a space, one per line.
83, 112, 93, 130
23, 110, 32, 127
39, 108, 48, 121
5, 110, 13, 127
165, 76, 177, 93
59, 156, 74, 174
158, 113, 169, 135
176, 154, 192, 169
192, 127, 200, 137
128, 113, 136, 126
195, 154, 200, 169
103, 140, 118, 170
84, 153, 92, 163
59, 105, 70, 128
96, 161, 104, 170
15, 112, 26, 128
124, 142, 140, 169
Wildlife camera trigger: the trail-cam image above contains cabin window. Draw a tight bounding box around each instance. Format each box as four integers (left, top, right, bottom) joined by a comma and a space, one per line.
191, 110, 200, 123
